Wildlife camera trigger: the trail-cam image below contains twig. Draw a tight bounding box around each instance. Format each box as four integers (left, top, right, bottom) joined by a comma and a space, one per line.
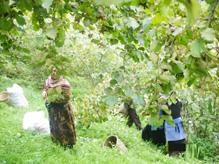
208, 0, 219, 26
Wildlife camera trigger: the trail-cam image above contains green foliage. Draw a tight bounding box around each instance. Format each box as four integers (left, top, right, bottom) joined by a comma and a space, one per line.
47, 87, 65, 103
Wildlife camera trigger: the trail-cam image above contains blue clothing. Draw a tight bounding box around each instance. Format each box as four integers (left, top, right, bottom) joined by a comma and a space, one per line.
164, 117, 186, 141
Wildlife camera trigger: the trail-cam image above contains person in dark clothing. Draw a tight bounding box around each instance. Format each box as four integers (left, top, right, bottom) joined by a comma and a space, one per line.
167, 100, 182, 119
162, 100, 186, 156
142, 94, 186, 154
142, 108, 166, 146
142, 124, 166, 146
119, 102, 142, 130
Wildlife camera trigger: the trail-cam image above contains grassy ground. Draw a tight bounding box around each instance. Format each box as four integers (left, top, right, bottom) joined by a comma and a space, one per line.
0, 77, 204, 164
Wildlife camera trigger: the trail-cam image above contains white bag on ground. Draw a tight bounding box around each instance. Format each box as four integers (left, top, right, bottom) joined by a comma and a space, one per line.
6, 83, 28, 107
22, 111, 50, 134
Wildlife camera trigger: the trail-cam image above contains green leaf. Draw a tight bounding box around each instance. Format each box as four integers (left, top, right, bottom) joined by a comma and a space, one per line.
73, 22, 85, 32
46, 28, 57, 40
16, 15, 26, 26
170, 96, 177, 104
201, 28, 216, 41
161, 115, 175, 126
104, 87, 113, 95
133, 96, 144, 105
42, 0, 53, 10
149, 114, 163, 126
151, 13, 167, 25
160, 83, 172, 94
170, 61, 184, 74
105, 96, 118, 106
0, 1, 10, 14
0, 18, 13, 31
161, 105, 171, 114
110, 79, 117, 86
127, 17, 139, 29
115, 87, 125, 96
55, 28, 65, 47
17, 0, 33, 11
47, 87, 65, 103
190, 39, 204, 58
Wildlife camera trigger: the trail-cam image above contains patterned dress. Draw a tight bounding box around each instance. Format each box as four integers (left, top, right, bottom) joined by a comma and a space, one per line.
44, 76, 76, 147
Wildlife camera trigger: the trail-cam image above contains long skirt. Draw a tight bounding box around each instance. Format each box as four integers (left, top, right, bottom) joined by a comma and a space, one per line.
46, 102, 76, 147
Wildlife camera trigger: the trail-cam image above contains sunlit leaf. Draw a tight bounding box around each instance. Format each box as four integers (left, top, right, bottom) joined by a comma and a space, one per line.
172, 27, 183, 36
127, 17, 139, 29
190, 39, 204, 58
142, 17, 152, 28
46, 28, 57, 40
42, 0, 53, 10
201, 28, 216, 41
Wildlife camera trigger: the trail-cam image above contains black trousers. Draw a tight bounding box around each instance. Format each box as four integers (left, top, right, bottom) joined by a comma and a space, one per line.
168, 139, 186, 155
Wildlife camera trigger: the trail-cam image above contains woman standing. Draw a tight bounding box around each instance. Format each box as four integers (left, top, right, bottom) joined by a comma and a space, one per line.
42, 67, 76, 148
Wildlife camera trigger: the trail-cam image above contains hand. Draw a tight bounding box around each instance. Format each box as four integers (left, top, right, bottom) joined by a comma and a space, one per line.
42, 90, 47, 99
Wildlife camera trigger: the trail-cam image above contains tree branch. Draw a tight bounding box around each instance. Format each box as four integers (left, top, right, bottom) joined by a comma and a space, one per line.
208, 0, 219, 26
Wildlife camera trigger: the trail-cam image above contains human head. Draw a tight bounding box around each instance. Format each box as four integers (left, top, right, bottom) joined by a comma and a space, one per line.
51, 66, 58, 80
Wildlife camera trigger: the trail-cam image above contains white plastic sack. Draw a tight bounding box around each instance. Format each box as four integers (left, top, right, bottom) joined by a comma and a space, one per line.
6, 83, 28, 107
22, 111, 50, 134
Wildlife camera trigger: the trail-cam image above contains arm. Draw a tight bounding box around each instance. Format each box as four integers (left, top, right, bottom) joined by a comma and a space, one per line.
129, 108, 142, 130
126, 108, 142, 130
61, 79, 71, 101
42, 80, 48, 100
127, 116, 134, 127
